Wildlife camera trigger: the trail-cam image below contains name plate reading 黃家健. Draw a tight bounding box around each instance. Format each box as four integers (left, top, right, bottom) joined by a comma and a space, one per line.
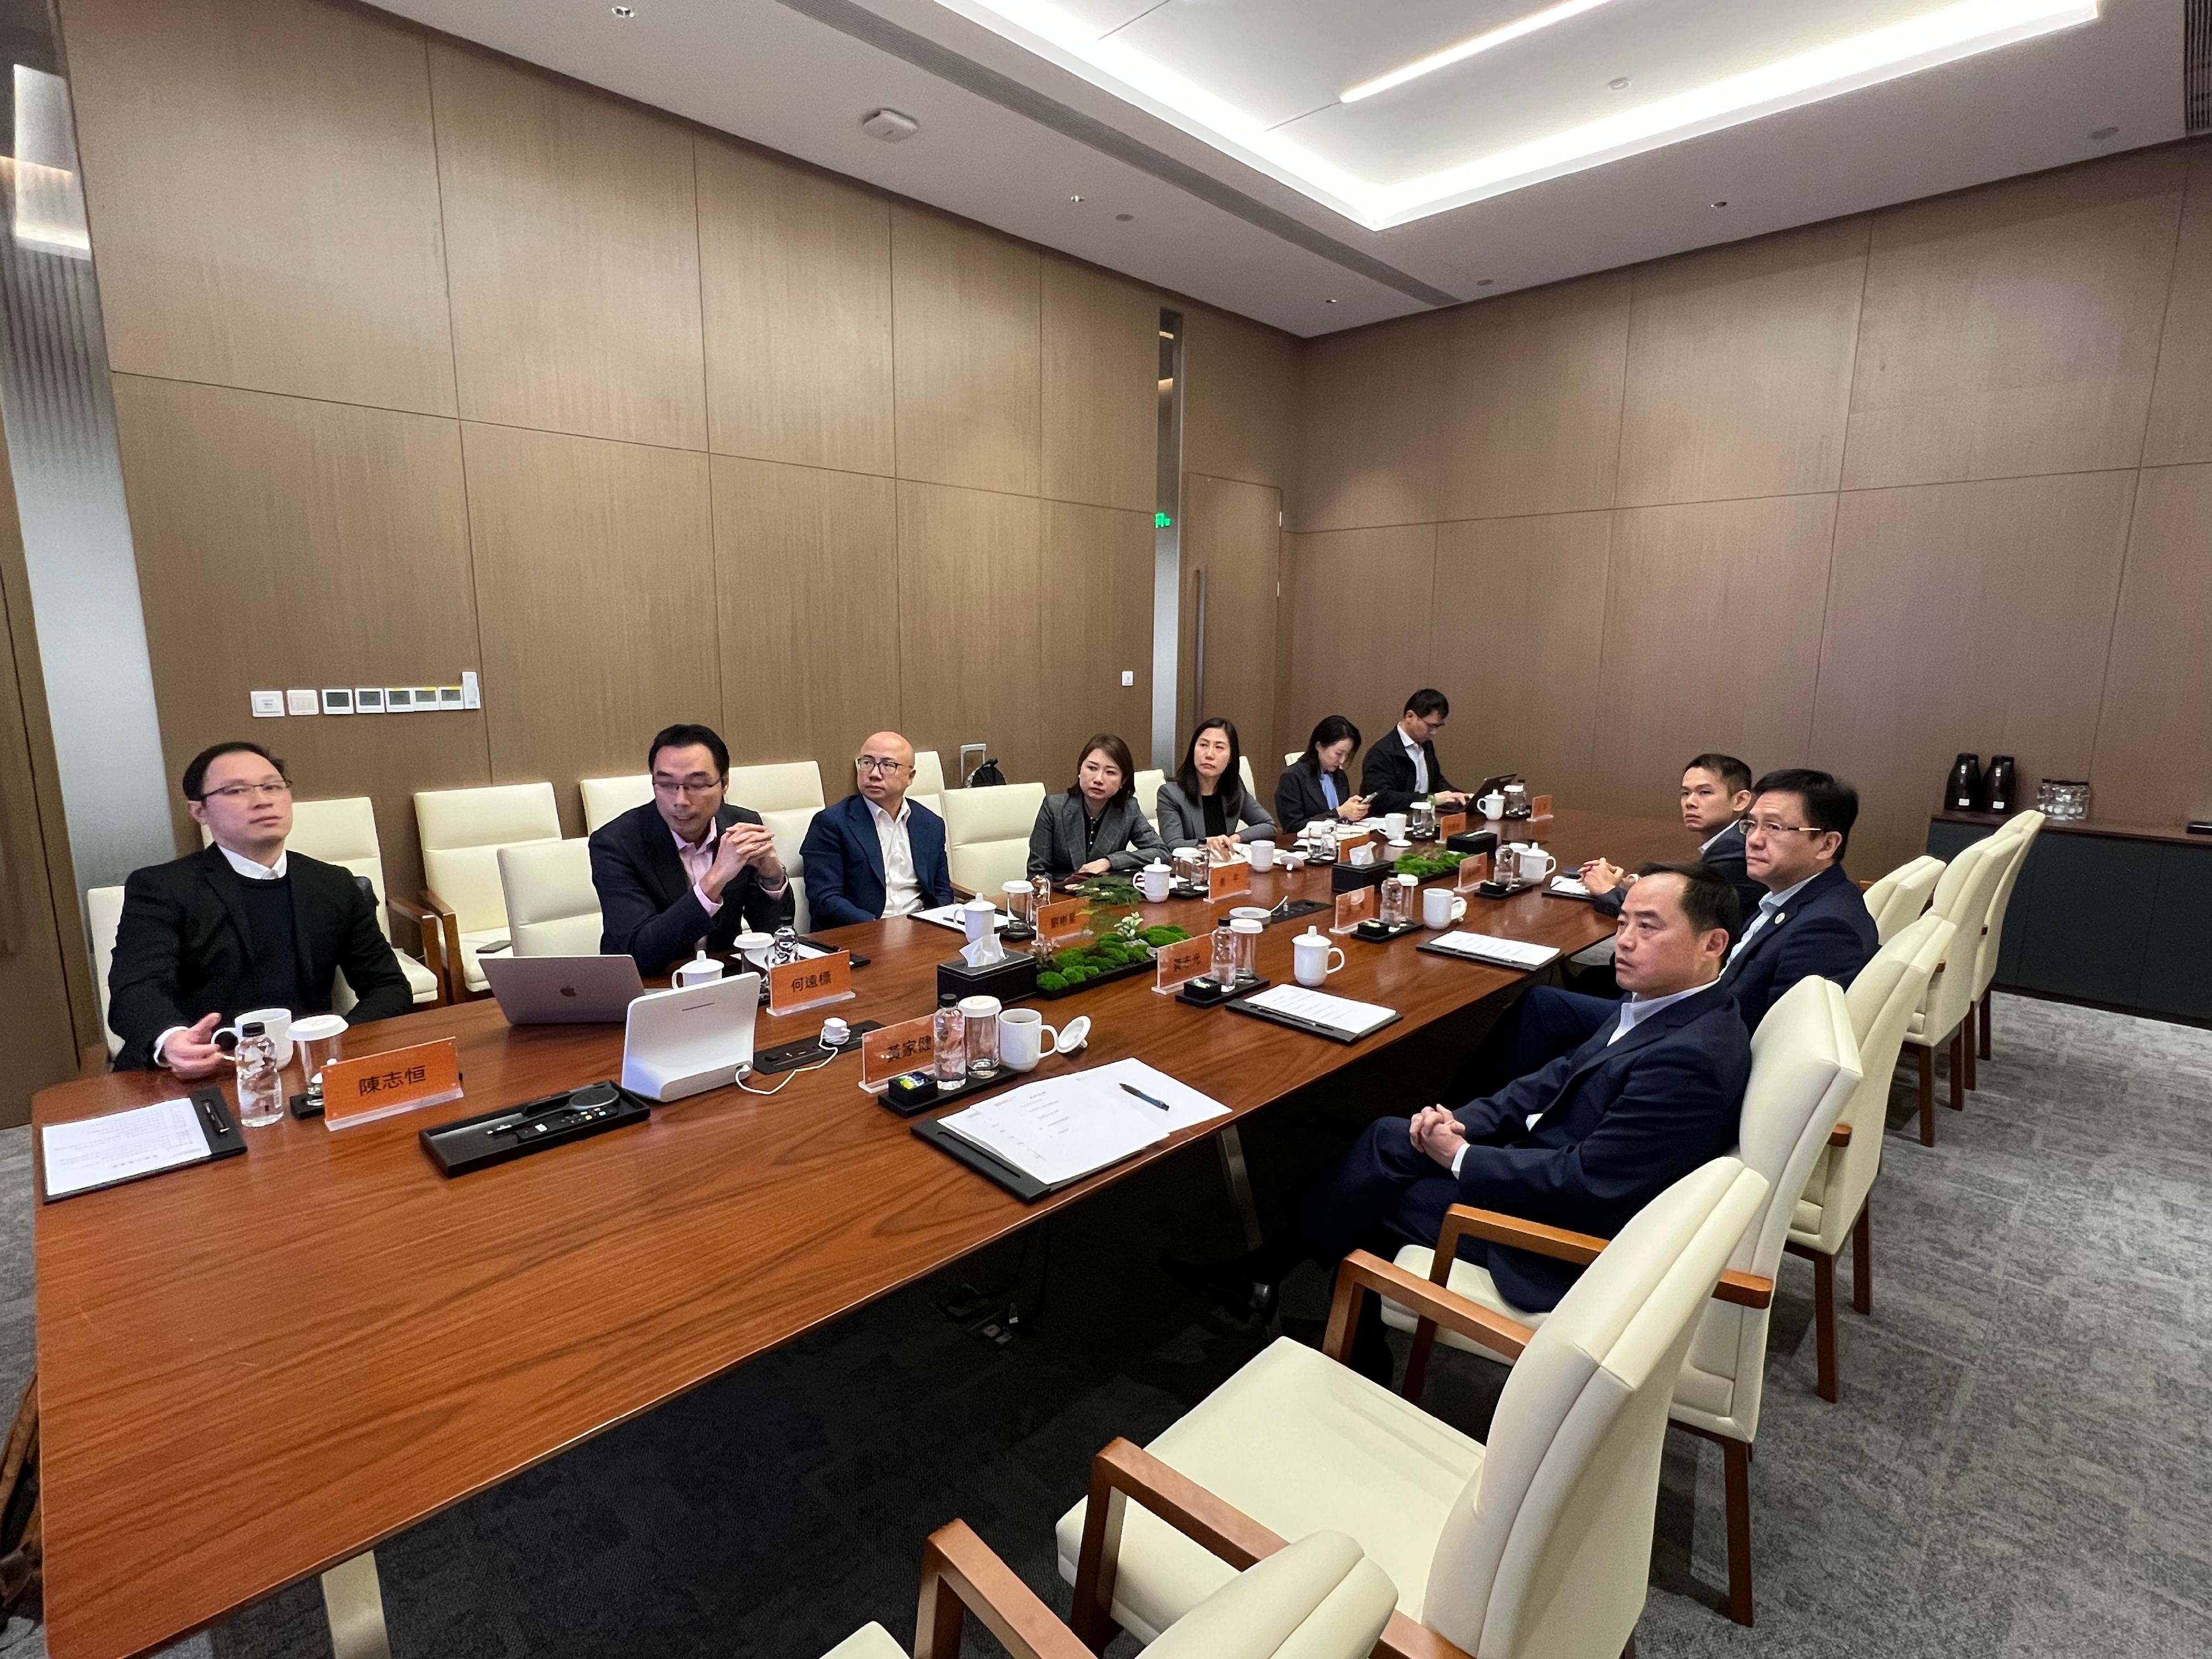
859, 1014, 937, 1093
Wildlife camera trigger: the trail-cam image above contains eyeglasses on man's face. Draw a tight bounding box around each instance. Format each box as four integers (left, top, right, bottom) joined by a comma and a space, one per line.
856, 755, 908, 775
200, 780, 292, 803
1743, 818, 1826, 839
653, 775, 723, 797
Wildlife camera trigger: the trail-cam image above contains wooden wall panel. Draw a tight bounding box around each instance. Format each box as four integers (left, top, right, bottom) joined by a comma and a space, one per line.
891, 208, 1042, 497
1042, 259, 1155, 512
711, 457, 899, 789
2143, 145, 2212, 467
1616, 221, 1868, 507
1843, 152, 2188, 490
430, 43, 706, 451
462, 425, 716, 835
1430, 512, 1610, 800
1178, 475, 1280, 765
1436, 272, 1632, 523
1282, 524, 1437, 777
1590, 494, 1838, 819
2088, 464, 2212, 825
1042, 502, 1154, 776
1809, 471, 2137, 876
697, 140, 894, 476
895, 484, 1045, 783
1292, 322, 1443, 533
63, 0, 455, 416
1183, 304, 1298, 492
112, 376, 488, 909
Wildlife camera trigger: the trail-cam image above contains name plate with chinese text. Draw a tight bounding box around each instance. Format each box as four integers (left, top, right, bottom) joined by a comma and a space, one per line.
859, 1014, 937, 1093
1331, 888, 1377, 935
769, 950, 855, 1016
1530, 794, 1554, 821
1152, 935, 1210, 995
322, 1039, 463, 1131
1434, 812, 1469, 839
1037, 898, 1091, 949
1456, 852, 1493, 892
1208, 860, 1251, 900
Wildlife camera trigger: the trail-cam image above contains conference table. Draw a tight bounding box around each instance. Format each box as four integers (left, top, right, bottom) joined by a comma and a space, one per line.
31, 807, 1686, 1659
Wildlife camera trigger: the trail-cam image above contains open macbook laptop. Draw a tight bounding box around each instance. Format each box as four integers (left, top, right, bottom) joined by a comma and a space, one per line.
479, 953, 646, 1025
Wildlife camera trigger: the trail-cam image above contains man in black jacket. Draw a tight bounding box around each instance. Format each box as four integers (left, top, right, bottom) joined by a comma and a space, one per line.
1580, 752, 1763, 923
1173, 864, 1750, 1382
108, 742, 413, 1074
589, 723, 794, 977
1357, 689, 1471, 815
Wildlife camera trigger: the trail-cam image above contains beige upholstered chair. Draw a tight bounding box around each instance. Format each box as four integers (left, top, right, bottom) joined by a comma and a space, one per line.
579, 774, 651, 833
826, 1525, 1395, 1659
1284, 751, 1302, 768
943, 782, 1047, 897
1238, 754, 1258, 799
85, 884, 126, 1058
1133, 768, 1165, 822
1899, 834, 2011, 1144
414, 782, 562, 999
1970, 810, 2044, 1074
1861, 854, 1943, 945
1785, 912, 1953, 1401
909, 750, 946, 826
1057, 1157, 1768, 1659
1389, 976, 1860, 1626
497, 841, 604, 958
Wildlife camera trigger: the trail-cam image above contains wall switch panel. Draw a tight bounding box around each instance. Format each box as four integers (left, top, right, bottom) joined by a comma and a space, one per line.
461, 670, 481, 710
385, 688, 415, 712
1120, 670, 1135, 686
355, 687, 384, 713
250, 690, 285, 718
437, 686, 463, 709
413, 686, 440, 711
285, 688, 319, 715
321, 688, 354, 714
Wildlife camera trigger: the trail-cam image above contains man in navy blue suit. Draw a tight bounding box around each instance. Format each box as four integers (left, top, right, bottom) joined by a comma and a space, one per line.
1172, 864, 1751, 1383
800, 731, 956, 928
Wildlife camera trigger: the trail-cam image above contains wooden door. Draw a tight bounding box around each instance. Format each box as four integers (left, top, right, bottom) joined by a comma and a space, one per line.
1177, 473, 1283, 775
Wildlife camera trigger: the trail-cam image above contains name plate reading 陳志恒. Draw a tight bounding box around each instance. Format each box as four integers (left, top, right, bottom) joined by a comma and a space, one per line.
1037, 897, 1091, 949
768, 950, 855, 1016
1331, 887, 1377, 935
322, 1038, 463, 1131
1207, 859, 1252, 900
859, 1014, 937, 1093
1456, 851, 1493, 893
1153, 935, 1210, 995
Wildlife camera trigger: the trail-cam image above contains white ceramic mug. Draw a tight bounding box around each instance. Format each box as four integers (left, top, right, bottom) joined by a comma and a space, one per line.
1422, 888, 1468, 929
1292, 927, 1345, 988
998, 1006, 1081, 1073
1517, 846, 1558, 885
222, 1006, 293, 1067
675, 952, 724, 988
1384, 812, 1408, 837
1477, 791, 1506, 820
734, 931, 774, 971
1138, 861, 1172, 902
1248, 839, 1276, 871
962, 896, 998, 946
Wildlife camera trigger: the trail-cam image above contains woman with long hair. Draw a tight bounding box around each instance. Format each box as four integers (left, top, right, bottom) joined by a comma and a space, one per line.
1026, 732, 1165, 885
1276, 714, 1371, 829
1154, 717, 1277, 858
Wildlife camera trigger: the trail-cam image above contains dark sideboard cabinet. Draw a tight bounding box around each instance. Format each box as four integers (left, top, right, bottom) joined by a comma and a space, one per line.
1927, 813, 2212, 1024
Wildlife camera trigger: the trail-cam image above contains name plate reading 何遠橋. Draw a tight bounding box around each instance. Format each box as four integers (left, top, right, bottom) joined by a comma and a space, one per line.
769, 950, 854, 1016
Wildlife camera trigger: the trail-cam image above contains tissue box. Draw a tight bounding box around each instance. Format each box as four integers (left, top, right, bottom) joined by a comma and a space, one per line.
936, 952, 1040, 1004
1331, 862, 1396, 894
1446, 829, 1500, 857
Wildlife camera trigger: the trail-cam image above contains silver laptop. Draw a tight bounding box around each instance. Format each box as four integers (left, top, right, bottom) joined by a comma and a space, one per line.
480, 953, 647, 1025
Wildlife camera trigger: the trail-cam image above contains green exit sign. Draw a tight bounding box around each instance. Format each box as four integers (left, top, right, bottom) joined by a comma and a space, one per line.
1155, 512, 1173, 528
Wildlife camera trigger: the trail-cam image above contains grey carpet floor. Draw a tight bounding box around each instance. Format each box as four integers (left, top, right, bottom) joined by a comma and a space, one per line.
2, 990, 2206, 1658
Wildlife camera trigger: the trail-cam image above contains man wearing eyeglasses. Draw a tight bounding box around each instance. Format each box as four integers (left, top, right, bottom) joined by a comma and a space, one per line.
107, 741, 412, 1074
590, 722, 794, 976
798, 732, 955, 928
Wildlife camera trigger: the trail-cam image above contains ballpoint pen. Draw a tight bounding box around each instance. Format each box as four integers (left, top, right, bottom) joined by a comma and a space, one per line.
1119, 1081, 1172, 1112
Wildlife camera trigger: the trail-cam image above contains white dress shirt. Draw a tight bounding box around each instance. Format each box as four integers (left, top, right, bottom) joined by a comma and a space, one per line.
675, 825, 723, 918
155, 844, 290, 1068
868, 797, 923, 917
1447, 976, 1722, 1172
1399, 726, 1430, 795
1728, 870, 1821, 964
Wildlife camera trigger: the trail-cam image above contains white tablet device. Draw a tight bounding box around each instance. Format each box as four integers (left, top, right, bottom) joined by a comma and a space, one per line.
620, 973, 762, 1103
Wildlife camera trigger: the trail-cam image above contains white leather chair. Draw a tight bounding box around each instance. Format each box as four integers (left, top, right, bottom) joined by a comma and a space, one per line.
1970, 810, 2044, 1076
909, 749, 946, 826
1133, 768, 1164, 822
1861, 854, 1943, 945
827, 1525, 1395, 1659
580, 774, 651, 833
1900, 833, 2011, 1145
1284, 751, 1302, 768
497, 840, 604, 958
1783, 911, 1953, 1401
1389, 975, 1860, 1626
1058, 1157, 1768, 1658
943, 781, 1046, 897
1238, 754, 1257, 799
85, 884, 126, 1058
414, 781, 562, 999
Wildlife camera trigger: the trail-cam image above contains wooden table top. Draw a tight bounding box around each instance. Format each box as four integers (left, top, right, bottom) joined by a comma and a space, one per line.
33, 807, 1684, 1659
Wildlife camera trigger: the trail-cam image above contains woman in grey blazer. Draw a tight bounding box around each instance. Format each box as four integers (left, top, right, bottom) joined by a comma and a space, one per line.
1027, 732, 1166, 884
1155, 717, 1277, 853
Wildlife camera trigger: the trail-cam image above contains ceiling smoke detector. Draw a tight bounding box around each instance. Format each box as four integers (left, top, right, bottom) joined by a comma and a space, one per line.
860, 108, 920, 143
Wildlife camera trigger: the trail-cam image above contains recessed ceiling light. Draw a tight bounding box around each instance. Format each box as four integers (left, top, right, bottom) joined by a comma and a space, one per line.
1343, 0, 1624, 104
1710, 199, 1730, 208
1115, 212, 1135, 222
1609, 76, 1631, 90
1324, 298, 1339, 305
1476, 278, 1495, 287
935, 0, 2096, 230
2089, 125, 2119, 140
611, 5, 634, 15
1070, 194, 1085, 202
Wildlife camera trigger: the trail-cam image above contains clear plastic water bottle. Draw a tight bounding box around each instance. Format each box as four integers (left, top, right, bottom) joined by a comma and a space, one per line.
932, 992, 966, 1084
769, 925, 801, 968
233, 1020, 284, 1128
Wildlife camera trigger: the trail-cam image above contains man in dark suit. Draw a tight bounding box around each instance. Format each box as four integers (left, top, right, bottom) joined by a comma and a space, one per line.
1582, 752, 1764, 923
1358, 688, 1470, 815
590, 723, 795, 977
108, 741, 412, 1074
800, 730, 954, 928
1172, 864, 1749, 1383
